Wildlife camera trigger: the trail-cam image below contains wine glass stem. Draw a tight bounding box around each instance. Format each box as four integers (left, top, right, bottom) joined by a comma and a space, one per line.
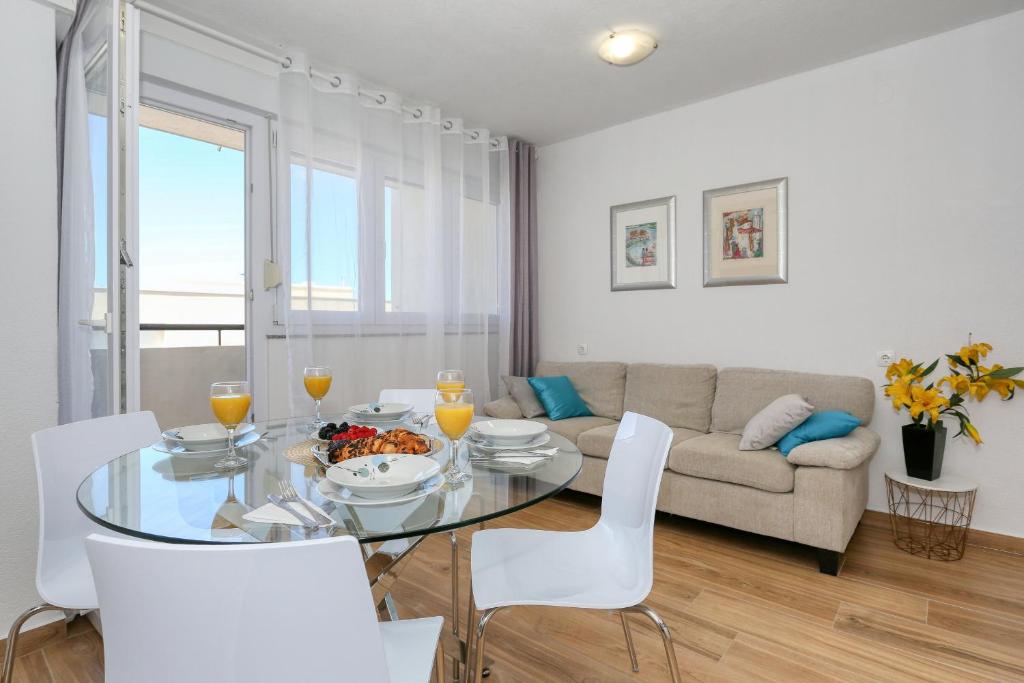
315, 399, 321, 425
227, 427, 236, 460
449, 438, 460, 475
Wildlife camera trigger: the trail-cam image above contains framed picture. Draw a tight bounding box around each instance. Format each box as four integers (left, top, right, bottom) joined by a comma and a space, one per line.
610, 195, 676, 291
703, 177, 788, 287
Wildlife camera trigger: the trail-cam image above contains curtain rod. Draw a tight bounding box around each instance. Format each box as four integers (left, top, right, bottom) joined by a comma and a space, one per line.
129, 0, 506, 148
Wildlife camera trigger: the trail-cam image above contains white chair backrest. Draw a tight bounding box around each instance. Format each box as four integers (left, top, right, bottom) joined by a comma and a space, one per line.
598, 412, 673, 578
32, 411, 160, 598
379, 388, 437, 415
86, 534, 392, 682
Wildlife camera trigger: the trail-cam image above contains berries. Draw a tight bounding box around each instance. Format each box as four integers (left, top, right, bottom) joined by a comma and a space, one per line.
328, 425, 377, 442
317, 421, 352, 440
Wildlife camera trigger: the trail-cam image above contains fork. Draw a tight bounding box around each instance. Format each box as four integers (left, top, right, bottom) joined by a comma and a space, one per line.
278, 480, 334, 527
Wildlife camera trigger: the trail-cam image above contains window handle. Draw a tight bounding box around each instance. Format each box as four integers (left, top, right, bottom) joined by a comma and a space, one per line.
119, 238, 134, 268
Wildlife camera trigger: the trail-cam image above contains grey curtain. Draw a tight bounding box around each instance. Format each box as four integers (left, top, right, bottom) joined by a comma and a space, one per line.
508, 138, 538, 376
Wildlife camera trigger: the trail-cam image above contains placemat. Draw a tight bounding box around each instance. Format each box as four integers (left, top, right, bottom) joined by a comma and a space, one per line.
283, 439, 321, 467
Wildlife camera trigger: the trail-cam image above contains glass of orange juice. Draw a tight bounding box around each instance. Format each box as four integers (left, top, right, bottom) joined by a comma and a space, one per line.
210, 381, 252, 470
436, 369, 465, 398
434, 387, 474, 486
303, 366, 333, 428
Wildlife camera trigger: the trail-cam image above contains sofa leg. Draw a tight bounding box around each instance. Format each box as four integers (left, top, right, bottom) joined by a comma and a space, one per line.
816, 549, 842, 576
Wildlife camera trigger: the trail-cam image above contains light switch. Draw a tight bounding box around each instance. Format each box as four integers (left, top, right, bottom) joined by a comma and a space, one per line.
876, 350, 896, 367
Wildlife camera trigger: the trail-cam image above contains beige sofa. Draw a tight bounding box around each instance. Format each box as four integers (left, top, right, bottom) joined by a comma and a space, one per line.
484, 361, 879, 575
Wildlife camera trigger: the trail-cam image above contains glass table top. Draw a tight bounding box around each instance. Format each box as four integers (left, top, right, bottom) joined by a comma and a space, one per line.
77, 416, 582, 545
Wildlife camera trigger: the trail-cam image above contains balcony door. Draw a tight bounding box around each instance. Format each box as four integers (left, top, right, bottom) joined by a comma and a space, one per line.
129, 85, 269, 428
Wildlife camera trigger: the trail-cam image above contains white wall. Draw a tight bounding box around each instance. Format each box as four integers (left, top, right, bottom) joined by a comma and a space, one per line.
537, 11, 1024, 537
0, 0, 60, 634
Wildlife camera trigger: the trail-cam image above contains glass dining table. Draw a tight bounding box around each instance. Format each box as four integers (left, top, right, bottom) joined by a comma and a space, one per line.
76, 415, 582, 681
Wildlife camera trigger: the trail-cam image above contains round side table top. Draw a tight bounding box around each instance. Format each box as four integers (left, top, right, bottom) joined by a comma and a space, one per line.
885, 470, 978, 493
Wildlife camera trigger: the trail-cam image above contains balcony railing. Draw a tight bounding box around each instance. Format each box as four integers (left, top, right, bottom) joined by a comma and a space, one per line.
139, 323, 244, 347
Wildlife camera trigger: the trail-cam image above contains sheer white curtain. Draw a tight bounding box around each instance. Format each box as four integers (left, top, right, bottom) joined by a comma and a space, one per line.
57, 18, 97, 424
274, 58, 510, 418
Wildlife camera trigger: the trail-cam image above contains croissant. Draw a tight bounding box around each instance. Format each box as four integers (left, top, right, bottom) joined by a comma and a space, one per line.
328, 428, 431, 463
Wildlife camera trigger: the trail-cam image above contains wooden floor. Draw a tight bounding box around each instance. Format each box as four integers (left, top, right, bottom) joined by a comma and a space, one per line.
8, 491, 1024, 682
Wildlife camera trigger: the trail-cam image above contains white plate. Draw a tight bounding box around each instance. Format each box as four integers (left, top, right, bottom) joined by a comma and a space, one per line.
466, 431, 551, 452
471, 452, 552, 473
325, 454, 440, 499
347, 403, 413, 421
152, 429, 261, 456
161, 422, 255, 450
317, 474, 444, 506
469, 419, 548, 445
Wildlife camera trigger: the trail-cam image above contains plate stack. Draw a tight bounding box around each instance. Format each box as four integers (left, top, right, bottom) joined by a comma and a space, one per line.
466, 420, 554, 472
155, 423, 260, 456
317, 455, 443, 506
343, 402, 414, 423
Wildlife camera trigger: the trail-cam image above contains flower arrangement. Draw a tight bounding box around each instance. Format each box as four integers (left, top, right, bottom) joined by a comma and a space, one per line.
882, 341, 1023, 444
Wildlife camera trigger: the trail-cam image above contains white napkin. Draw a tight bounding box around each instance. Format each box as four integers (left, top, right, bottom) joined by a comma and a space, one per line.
243, 499, 331, 526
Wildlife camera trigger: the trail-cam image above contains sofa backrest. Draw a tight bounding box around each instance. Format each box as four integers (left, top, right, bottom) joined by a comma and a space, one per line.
535, 361, 627, 420
624, 364, 717, 432
711, 367, 875, 434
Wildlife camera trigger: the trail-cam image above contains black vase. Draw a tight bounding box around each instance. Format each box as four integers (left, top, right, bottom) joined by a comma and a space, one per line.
902, 423, 947, 480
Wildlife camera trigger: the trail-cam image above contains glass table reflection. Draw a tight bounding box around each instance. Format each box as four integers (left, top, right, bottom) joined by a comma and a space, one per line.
76, 416, 583, 545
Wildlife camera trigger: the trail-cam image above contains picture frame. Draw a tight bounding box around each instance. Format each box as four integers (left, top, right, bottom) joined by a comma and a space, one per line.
703, 177, 788, 287
610, 195, 676, 291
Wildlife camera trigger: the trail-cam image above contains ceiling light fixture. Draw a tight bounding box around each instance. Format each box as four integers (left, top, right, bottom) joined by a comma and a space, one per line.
598, 29, 657, 66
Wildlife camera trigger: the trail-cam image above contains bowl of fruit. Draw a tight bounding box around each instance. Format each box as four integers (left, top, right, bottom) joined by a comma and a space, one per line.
310, 425, 444, 468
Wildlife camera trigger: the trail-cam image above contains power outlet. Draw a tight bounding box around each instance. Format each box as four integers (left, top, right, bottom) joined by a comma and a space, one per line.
876, 350, 896, 367
576, 343, 589, 356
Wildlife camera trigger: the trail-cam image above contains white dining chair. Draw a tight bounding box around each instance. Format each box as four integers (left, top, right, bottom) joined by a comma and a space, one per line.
378, 388, 438, 416
1, 411, 161, 683
465, 411, 681, 682
85, 534, 445, 683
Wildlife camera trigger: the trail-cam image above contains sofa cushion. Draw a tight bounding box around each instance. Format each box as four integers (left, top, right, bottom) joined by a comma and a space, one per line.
528, 376, 593, 420
578, 423, 704, 460
668, 432, 796, 493
533, 416, 616, 444
502, 375, 546, 418
711, 367, 875, 435
739, 393, 814, 450
483, 396, 523, 419
623, 364, 717, 432
535, 361, 626, 420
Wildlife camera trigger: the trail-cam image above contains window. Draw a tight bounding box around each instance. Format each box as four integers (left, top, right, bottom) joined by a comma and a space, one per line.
289, 163, 359, 313
286, 158, 499, 327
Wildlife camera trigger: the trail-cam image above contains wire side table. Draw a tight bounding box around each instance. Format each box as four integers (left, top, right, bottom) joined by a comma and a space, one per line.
885, 471, 978, 561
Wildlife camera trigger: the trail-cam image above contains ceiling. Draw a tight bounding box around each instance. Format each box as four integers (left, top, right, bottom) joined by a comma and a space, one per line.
146, 0, 1024, 145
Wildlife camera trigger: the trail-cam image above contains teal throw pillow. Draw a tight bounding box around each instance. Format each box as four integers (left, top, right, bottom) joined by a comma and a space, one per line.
527, 376, 592, 421
776, 411, 860, 456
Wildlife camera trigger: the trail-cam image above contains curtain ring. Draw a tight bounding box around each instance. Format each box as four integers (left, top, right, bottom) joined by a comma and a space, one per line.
281, 56, 293, 69
490, 138, 499, 148
469, 131, 480, 140
330, 76, 342, 88
412, 108, 423, 119
443, 120, 453, 131
376, 94, 387, 105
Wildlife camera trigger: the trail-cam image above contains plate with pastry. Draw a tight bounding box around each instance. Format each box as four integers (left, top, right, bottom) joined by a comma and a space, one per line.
310, 427, 443, 468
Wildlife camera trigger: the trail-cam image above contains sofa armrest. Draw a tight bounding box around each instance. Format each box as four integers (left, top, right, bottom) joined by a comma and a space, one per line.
787, 427, 880, 470
483, 396, 523, 419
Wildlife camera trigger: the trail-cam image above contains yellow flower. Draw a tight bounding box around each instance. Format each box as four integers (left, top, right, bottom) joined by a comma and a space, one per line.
964, 421, 983, 444
939, 374, 971, 395
975, 364, 1015, 399
885, 359, 924, 382
884, 378, 914, 411
958, 342, 993, 366
908, 385, 949, 423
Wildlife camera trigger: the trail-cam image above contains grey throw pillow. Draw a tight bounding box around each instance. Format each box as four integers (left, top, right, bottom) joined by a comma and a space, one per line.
739, 394, 814, 451
502, 375, 546, 418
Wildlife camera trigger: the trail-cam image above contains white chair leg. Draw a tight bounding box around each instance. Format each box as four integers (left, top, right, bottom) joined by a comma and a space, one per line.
619, 611, 640, 672
2, 603, 62, 683
625, 604, 681, 683
471, 607, 503, 683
